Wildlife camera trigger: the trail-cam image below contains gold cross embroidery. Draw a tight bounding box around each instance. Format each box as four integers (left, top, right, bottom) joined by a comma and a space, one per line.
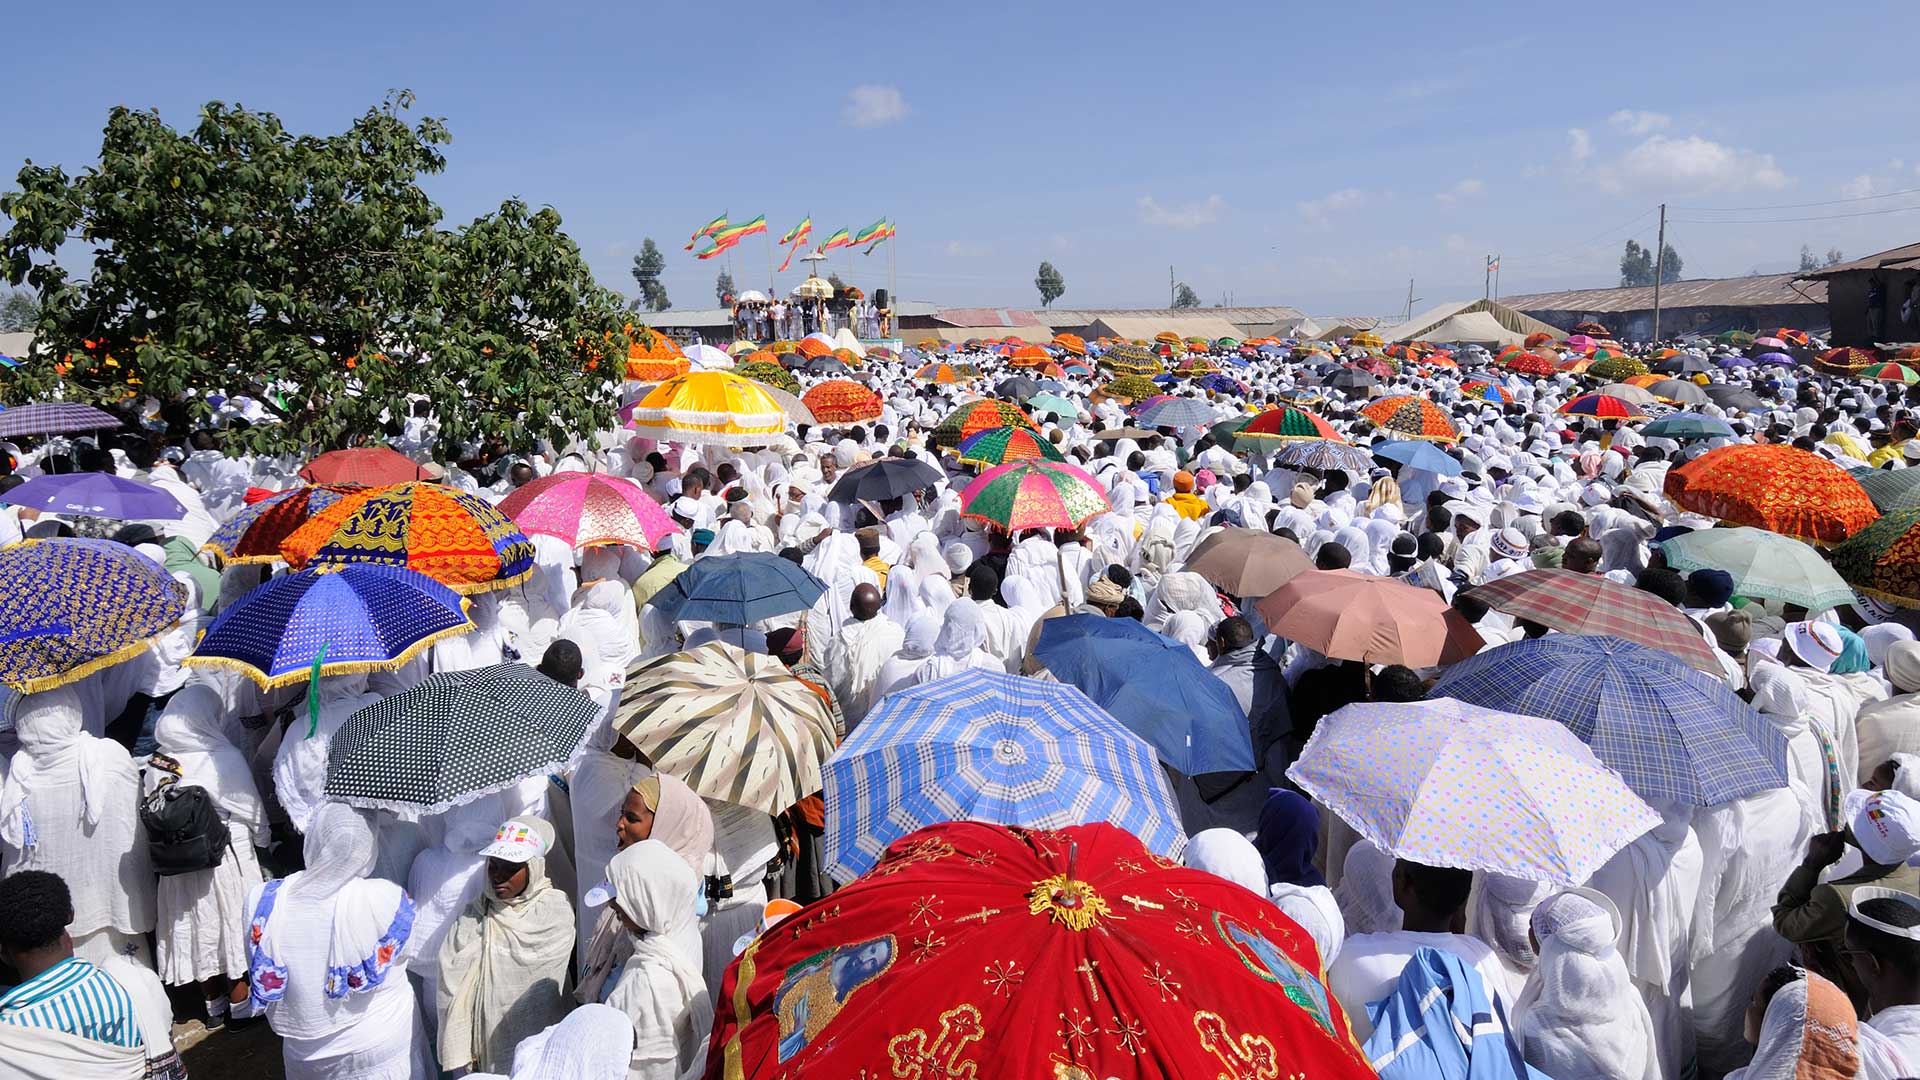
887, 1004, 985, 1080
1073, 959, 1101, 1002
1193, 1010, 1281, 1080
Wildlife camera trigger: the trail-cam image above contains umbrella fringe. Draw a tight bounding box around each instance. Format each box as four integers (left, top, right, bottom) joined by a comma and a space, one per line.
196, 546, 284, 568
446, 566, 535, 595
6, 626, 182, 695
324, 762, 575, 821
181, 618, 477, 689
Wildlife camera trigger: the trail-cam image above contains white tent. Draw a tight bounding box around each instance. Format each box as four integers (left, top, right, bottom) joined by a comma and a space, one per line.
1417, 311, 1524, 347
832, 327, 867, 358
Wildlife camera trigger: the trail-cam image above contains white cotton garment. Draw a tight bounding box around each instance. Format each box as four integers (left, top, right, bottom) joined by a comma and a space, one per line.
1512, 890, 1660, 1080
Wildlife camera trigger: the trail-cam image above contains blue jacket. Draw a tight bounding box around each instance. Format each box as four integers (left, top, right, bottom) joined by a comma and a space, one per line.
1359, 947, 1549, 1080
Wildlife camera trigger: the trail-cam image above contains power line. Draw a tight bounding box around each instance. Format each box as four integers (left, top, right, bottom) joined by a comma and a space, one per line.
1672, 186, 1920, 212
1498, 207, 1658, 265
1668, 203, 1920, 225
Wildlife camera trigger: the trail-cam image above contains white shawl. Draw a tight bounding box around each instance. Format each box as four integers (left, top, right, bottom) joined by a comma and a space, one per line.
603, 840, 712, 1080
1513, 890, 1660, 1080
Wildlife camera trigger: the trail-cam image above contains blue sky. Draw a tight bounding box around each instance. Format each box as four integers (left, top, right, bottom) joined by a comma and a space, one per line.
6, 0, 1919, 316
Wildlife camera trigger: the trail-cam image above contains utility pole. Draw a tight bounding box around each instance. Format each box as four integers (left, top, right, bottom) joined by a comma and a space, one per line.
1651, 203, 1667, 344
1484, 256, 1491, 301
1169, 266, 1175, 308
1405, 278, 1415, 320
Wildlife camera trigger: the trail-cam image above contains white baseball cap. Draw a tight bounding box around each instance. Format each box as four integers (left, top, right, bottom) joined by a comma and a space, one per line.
479, 820, 549, 864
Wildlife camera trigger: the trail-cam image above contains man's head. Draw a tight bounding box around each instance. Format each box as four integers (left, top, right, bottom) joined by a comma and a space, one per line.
967, 563, 1000, 603
1314, 542, 1351, 571
1846, 888, 1920, 1012
0, 870, 74, 972
681, 466, 711, 497
1549, 510, 1587, 538
850, 583, 883, 622
507, 461, 536, 489
856, 529, 881, 561
1371, 665, 1425, 703
1635, 567, 1687, 608
1212, 615, 1255, 658
1563, 537, 1604, 574
1390, 859, 1474, 934
537, 639, 584, 688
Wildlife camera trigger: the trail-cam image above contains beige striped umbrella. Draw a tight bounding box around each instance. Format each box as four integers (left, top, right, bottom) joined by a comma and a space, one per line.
614, 641, 837, 814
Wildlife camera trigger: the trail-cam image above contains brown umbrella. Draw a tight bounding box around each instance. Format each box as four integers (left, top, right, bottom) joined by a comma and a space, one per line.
1184, 528, 1313, 598
1257, 569, 1483, 667
1463, 569, 1722, 675
1090, 426, 1156, 441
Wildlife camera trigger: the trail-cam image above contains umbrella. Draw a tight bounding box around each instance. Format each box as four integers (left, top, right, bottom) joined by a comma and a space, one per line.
914, 362, 966, 384
1464, 569, 1724, 674
953, 426, 1066, 468
1658, 526, 1856, 611
1274, 439, 1375, 472
1558, 394, 1648, 421
615, 641, 837, 814
1257, 569, 1483, 667
734, 360, 801, 394
1051, 331, 1087, 354
1428, 636, 1787, 805
324, 662, 599, 816
1833, 509, 1920, 605
646, 551, 825, 623
297, 447, 427, 487
1571, 320, 1612, 337
1372, 439, 1463, 476
1652, 353, 1713, 376
1865, 362, 1920, 384
800, 379, 883, 424
1360, 396, 1458, 443
1718, 330, 1756, 348
1702, 384, 1766, 412
1663, 444, 1878, 544
1235, 406, 1342, 443
995, 376, 1041, 400
627, 372, 788, 447
1025, 392, 1079, 418
1032, 614, 1252, 775
202, 485, 359, 564
712, 820, 1373, 1080
1596, 382, 1661, 405
828, 457, 943, 503
0, 473, 185, 521
1101, 341, 1162, 375
1822, 347, 1882, 369
1325, 369, 1378, 394
1184, 529, 1314, 598
960, 460, 1110, 532
821, 669, 1185, 881
1091, 426, 1157, 442
1007, 344, 1051, 368
685, 343, 736, 371
1754, 351, 1796, 368
1197, 372, 1250, 395
1460, 380, 1511, 404
0, 402, 120, 438
183, 563, 473, 688
1641, 412, 1734, 441
1131, 396, 1215, 428
758, 384, 817, 426
0, 538, 187, 692
1850, 466, 1920, 512
1097, 375, 1161, 402
495, 472, 682, 551
1504, 352, 1560, 378
802, 356, 849, 376
281, 482, 536, 593
1348, 330, 1384, 348
1288, 699, 1659, 884
930, 399, 1038, 449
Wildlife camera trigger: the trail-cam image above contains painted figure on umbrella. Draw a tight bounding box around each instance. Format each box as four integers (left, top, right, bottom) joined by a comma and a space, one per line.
773, 935, 897, 1061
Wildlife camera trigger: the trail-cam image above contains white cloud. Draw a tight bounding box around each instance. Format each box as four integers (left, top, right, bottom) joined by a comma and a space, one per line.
1434, 178, 1486, 206
1604, 134, 1790, 193
944, 240, 992, 257
1137, 193, 1224, 229
1608, 109, 1671, 135
841, 85, 909, 128
1567, 128, 1594, 162
1840, 174, 1879, 200
1295, 188, 1367, 227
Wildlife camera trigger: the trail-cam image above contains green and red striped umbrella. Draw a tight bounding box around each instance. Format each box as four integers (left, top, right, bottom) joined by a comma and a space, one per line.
930, 398, 1039, 448
1361, 396, 1459, 444
952, 425, 1067, 468
1236, 406, 1344, 443
1865, 362, 1920, 385
1558, 393, 1649, 421
960, 460, 1111, 532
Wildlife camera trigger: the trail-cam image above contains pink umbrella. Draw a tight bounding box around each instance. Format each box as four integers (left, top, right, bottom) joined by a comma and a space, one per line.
495, 472, 681, 551
1753, 336, 1788, 350
1256, 569, 1484, 668
1565, 334, 1599, 355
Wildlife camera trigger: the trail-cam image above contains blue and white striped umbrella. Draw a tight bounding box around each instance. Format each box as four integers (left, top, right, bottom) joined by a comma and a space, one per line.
822, 669, 1184, 882
1428, 634, 1786, 806
1132, 396, 1216, 428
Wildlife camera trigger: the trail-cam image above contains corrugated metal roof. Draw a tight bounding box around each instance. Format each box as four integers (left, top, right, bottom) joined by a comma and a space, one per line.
1502, 274, 1825, 313
1044, 305, 1306, 322
641, 299, 939, 329
935, 308, 1043, 328
1306, 315, 1387, 329
1797, 241, 1920, 279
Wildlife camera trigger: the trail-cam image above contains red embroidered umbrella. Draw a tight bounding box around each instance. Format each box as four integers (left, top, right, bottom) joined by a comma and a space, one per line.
1822, 347, 1883, 369
960, 460, 1110, 532
1234, 406, 1343, 444
1503, 352, 1559, 378
297, 447, 426, 487
800, 379, 884, 424
1360, 396, 1459, 444
1663, 444, 1879, 545
709, 820, 1374, 1080
202, 484, 360, 564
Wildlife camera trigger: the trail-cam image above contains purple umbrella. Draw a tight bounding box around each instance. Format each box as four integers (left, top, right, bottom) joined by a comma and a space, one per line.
1717, 354, 1756, 369
0, 474, 185, 520
0, 402, 120, 438
1753, 351, 1796, 366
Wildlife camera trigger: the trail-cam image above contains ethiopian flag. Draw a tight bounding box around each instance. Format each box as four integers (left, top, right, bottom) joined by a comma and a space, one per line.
685, 211, 727, 250
851, 218, 888, 246
693, 234, 738, 260
779, 216, 812, 246
712, 215, 767, 247
862, 220, 895, 254
818, 226, 852, 253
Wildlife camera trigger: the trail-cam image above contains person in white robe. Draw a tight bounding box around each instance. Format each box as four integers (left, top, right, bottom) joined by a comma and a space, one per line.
908, 600, 1001, 686
566, 735, 653, 967
873, 612, 940, 705
0, 687, 155, 968
1584, 801, 1703, 1080
586, 840, 711, 1080
271, 673, 380, 835
1855, 640, 1920, 786
1184, 828, 1268, 896
492, 1003, 634, 1080
817, 583, 904, 729
406, 793, 508, 1037
1749, 661, 1831, 838
1849, 887, 1920, 1080
1466, 872, 1554, 988
1512, 888, 1661, 1080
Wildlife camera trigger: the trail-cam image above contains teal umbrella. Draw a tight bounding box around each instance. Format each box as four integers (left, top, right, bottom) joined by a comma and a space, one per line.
1658, 527, 1856, 612
1025, 392, 1079, 418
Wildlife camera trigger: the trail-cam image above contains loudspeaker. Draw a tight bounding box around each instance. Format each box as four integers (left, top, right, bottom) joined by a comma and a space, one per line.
874, 288, 890, 310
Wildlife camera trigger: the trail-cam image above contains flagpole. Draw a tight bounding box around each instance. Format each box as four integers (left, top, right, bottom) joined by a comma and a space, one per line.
765, 231, 774, 297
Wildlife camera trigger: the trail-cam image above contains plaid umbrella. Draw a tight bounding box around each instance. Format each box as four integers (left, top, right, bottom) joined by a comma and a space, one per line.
1360, 396, 1459, 443
1131, 396, 1215, 428
953, 426, 1066, 468
0, 538, 186, 692
281, 481, 536, 593
1236, 405, 1342, 443
1464, 569, 1723, 674
297, 447, 426, 487
1288, 699, 1660, 884
495, 471, 682, 551
0, 473, 185, 520
202, 485, 357, 564
821, 669, 1184, 881
0, 402, 120, 438
1663, 444, 1879, 545
325, 662, 599, 816
1850, 466, 1920, 512
646, 551, 826, 623
1833, 509, 1920, 605
1275, 439, 1375, 472
1428, 636, 1787, 805
1558, 393, 1648, 421
1659, 527, 1856, 611
1257, 569, 1482, 667
614, 641, 837, 814
182, 563, 474, 688
960, 460, 1110, 532
929, 399, 1038, 448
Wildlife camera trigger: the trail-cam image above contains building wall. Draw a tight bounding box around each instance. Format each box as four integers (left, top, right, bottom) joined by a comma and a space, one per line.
1824, 270, 1920, 347
1517, 304, 1826, 341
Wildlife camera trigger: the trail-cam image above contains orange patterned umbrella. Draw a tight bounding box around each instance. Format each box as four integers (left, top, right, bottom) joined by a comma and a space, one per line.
1052, 332, 1087, 356
796, 338, 833, 359
281, 482, 535, 593
1360, 396, 1459, 444
625, 326, 687, 381
801, 379, 884, 424
1664, 444, 1879, 545
1009, 344, 1051, 368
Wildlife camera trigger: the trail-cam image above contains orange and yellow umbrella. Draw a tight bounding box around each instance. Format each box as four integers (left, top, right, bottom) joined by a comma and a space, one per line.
626, 371, 789, 447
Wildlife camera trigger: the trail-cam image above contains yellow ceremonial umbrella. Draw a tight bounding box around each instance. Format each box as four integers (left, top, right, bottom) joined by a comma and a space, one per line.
626, 371, 789, 447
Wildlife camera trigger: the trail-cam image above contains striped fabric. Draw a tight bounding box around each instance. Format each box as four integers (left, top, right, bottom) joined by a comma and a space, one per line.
0, 957, 142, 1049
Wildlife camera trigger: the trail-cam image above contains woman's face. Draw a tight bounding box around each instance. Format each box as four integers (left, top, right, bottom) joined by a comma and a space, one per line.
617, 789, 656, 850
1866, 761, 1899, 793
487, 857, 529, 901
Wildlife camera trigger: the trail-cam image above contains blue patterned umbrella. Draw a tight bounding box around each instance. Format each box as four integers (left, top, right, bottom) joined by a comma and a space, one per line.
1132, 396, 1216, 428
0, 538, 187, 692
1032, 614, 1251, 774
183, 563, 474, 688
1372, 439, 1463, 476
1642, 412, 1735, 440
822, 669, 1184, 882
1276, 439, 1376, 473
1428, 635, 1786, 805
646, 551, 825, 623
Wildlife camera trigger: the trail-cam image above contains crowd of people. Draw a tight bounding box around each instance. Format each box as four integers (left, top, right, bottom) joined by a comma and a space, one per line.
2, 327, 1920, 1080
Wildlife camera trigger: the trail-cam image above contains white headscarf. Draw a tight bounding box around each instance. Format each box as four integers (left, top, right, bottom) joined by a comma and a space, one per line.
911, 600, 998, 685
1513, 889, 1660, 1080
1143, 571, 1224, 634
1333, 838, 1401, 935
1185, 828, 1267, 896
1724, 974, 1860, 1080
1269, 882, 1346, 966
602, 839, 711, 1080
1468, 872, 1554, 973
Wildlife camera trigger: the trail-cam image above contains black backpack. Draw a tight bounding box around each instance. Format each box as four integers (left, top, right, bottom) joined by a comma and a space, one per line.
141, 780, 231, 877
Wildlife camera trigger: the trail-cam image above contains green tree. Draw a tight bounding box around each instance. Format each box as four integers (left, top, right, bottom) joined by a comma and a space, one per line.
630, 239, 669, 311
1034, 261, 1065, 307
827, 271, 846, 290
0, 93, 631, 456
1620, 240, 1654, 287
1825, 248, 1846, 267
715, 268, 735, 306
0, 289, 37, 332
1172, 282, 1201, 309
1799, 244, 1820, 273
1658, 242, 1683, 284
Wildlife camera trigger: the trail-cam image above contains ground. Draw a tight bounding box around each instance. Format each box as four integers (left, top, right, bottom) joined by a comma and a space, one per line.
178, 1017, 285, 1079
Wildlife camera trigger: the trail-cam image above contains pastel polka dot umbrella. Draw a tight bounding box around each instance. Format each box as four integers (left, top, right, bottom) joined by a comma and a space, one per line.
1360, 396, 1459, 444
1287, 698, 1660, 884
